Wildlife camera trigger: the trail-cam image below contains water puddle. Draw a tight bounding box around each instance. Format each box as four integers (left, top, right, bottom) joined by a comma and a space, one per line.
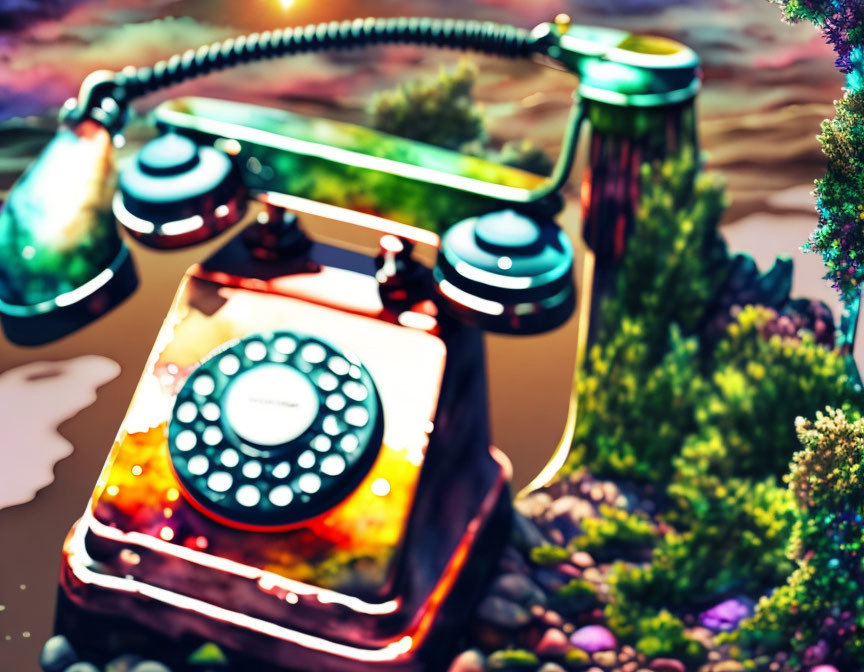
0, 355, 120, 510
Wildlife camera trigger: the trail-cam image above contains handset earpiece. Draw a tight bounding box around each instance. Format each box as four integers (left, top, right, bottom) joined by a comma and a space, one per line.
433, 209, 575, 334
0, 120, 137, 345
113, 132, 246, 248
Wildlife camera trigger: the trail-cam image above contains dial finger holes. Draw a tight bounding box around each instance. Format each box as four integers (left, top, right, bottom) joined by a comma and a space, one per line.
220, 449, 240, 468
193, 375, 215, 396
236, 484, 261, 507
297, 450, 316, 469
345, 406, 369, 428
327, 356, 350, 376
176, 401, 198, 423
274, 336, 296, 355
187, 455, 209, 475
244, 340, 268, 362
299, 473, 321, 494
207, 471, 233, 493
269, 485, 294, 507
321, 454, 346, 477
322, 415, 343, 436
219, 354, 240, 376
301, 343, 326, 364
340, 434, 359, 453
203, 426, 223, 446
316, 372, 339, 392
169, 331, 382, 528
242, 460, 263, 479
342, 381, 368, 402
325, 394, 346, 412
176, 430, 197, 452
201, 402, 221, 421
312, 435, 331, 452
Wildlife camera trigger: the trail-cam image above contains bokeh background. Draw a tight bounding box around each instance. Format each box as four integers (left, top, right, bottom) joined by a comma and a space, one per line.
0, 0, 850, 669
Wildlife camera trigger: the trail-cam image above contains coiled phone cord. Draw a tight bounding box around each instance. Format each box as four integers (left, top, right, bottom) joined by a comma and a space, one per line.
68, 17, 551, 129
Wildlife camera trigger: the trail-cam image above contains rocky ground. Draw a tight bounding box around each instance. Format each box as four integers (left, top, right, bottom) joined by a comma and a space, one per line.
442, 470, 840, 672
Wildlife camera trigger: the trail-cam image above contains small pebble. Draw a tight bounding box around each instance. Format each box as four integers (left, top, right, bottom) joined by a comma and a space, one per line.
535, 628, 570, 657
511, 513, 549, 551
582, 567, 602, 583
569, 624, 617, 653
106, 654, 144, 672
130, 662, 173, 672
446, 649, 485, 672
592, 650, 618, 668
476, 595, 531, 629
39, 635, 78, 672
491, 573, 547, 608
571, 552, 594, 568
555, 563, 581, 578
649, 658, 686, 672
542, 610, 564, 627
712, 662, 745, 671
533, 568, 568, 593
538, 664, 566, 672
699, 597, 755, 632
65, 665, 100, 672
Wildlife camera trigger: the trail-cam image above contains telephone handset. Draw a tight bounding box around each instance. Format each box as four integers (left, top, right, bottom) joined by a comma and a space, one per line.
0, 14, 702, 671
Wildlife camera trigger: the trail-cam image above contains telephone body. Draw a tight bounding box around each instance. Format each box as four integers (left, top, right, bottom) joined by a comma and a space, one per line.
59, 191, 513, 670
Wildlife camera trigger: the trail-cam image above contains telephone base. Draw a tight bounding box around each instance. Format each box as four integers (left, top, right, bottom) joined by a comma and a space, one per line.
56, 449, 512, 672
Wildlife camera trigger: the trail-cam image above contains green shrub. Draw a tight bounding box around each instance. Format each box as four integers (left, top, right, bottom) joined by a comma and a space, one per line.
601, 149, 728, 353
573, 505, 657, 561
768, 2, 864, 299
369, 60, 483, 151
498, 139, 553, 175
486, 648, 540, 669
660, 475, 796, 600
568, 319, 703, 483
550, 578, 599, 617
529, 545, 572, 567
634, 610, 704, 661
555, 109, 864, 666
787, 406, 864, 512
604, 567, 704, 661
563, 648, 591, 666
735, 408, 864, 667
699, 305, 858, 479
368, 59, 553, 176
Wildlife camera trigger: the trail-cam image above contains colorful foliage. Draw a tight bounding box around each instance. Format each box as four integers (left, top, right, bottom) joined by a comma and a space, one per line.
368, 59, 553, 176
565, 150, 862, 665
770, 1, 864, 301
734, 408, 864, 668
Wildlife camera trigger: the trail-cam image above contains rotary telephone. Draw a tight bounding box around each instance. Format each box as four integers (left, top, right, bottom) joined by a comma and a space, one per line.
0, 15, 700, 671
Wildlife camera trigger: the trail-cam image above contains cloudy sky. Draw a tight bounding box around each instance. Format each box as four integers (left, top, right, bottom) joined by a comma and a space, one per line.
0, 0, 840, 122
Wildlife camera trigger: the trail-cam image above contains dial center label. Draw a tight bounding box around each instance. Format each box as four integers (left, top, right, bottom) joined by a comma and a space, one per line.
223, 363, 319, 446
